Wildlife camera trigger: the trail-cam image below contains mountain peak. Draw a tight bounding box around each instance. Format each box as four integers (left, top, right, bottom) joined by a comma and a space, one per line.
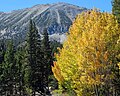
55, 2, 68, 4
0, 3, 87, 43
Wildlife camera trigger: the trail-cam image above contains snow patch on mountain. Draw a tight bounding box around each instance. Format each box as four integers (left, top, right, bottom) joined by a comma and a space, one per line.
55, 9, 61, 24
0, 29, 6, 35
49, 33, 67, 43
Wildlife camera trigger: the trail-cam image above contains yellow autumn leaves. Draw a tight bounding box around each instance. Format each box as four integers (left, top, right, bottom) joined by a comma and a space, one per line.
52, 10, 120, 96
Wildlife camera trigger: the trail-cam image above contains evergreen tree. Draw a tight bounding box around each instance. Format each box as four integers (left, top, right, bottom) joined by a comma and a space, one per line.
15, 46, 26, 96
34, 33, 46, 95
0, 39, 5, 64
50, 40, 63, 57
26, 20, 45, 95
3, 40, 16, 95
0, 39, 6, 95
112, 0, 120, 95
112, 38, 120, 95
27, 20, 38, 95
41, 28, 53, 94
112, 0, 120, 23
42, 28, 53, 68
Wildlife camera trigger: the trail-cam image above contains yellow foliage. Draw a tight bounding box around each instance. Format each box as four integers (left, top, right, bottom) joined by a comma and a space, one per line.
52, 61, 64, 82
52, 9, 120, 95
118, 62, 120, 70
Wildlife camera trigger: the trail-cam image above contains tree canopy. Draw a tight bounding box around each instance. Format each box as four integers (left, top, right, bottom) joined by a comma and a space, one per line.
52, 10, 120, 96
112, 0, 120, 23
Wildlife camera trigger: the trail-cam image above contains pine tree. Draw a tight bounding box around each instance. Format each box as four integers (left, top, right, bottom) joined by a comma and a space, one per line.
26, 20, 45, 95
0, 39, 5, 64
112, 0, 120, 23
112, 37, 120, 95
41, 28, 53, 94
112, 0, 120, 95
3, 40, 16, 95
0, 39, 6, 95
50, 40, 63, 57
42, 28, 53, 71
35, 33, 46, 95
27, 20, 38, 95
15, 46, 26, 96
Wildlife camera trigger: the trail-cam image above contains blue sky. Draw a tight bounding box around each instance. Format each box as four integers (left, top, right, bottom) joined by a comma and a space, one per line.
0, 0, 112, 12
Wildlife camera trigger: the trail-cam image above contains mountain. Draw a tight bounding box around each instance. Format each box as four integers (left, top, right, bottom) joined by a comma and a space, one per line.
0, 2, 87, 43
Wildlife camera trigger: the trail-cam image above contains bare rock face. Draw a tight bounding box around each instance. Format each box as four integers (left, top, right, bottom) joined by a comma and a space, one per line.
0, 2, 87, 43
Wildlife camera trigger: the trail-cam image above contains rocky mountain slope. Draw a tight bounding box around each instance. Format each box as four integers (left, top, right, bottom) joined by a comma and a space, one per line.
0, 2, 87, 43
